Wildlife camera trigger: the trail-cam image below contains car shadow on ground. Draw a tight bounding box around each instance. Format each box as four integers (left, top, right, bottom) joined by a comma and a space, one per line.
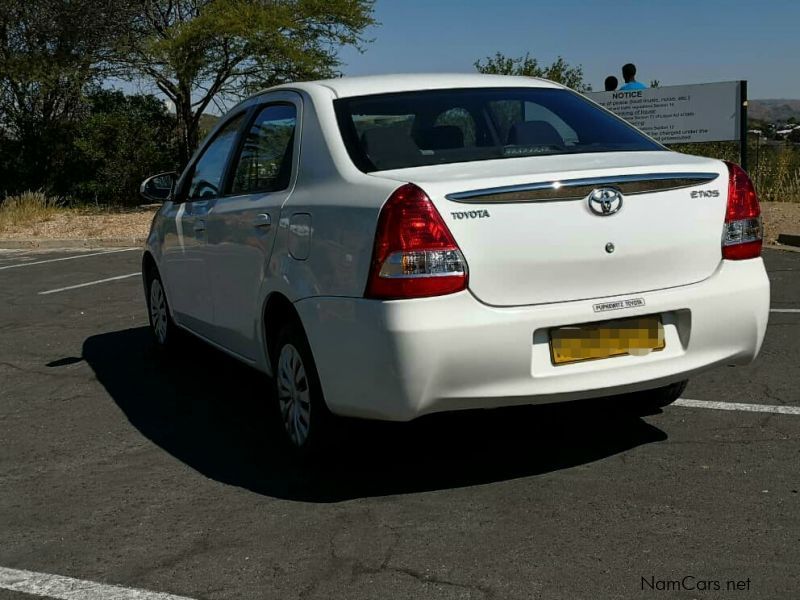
80, 327, 668, 502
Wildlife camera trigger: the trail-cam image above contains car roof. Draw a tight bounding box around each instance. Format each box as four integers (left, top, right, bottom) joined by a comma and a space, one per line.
265, 73, 565, 99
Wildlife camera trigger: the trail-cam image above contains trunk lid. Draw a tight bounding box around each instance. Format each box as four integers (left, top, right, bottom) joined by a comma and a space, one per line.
370, 151, 728, 307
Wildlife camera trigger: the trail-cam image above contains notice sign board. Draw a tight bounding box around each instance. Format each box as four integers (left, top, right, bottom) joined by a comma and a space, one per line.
587, 81, 743, 144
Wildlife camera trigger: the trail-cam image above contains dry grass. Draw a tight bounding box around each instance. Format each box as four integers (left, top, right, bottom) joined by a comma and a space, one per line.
670, 141, 800, 203
0, 191, 60, 232
0, 192, 157, 240
753, 146, 800, 203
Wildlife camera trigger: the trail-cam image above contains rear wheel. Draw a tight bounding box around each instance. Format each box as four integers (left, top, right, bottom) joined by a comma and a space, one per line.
621, 379, 688, 414
272, 321, 333, 456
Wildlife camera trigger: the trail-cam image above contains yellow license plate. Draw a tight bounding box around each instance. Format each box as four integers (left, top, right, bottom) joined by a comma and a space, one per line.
550, 316, 665, 365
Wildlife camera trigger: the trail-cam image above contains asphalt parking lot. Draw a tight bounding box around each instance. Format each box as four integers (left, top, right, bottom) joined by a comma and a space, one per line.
0, 247, 798, 600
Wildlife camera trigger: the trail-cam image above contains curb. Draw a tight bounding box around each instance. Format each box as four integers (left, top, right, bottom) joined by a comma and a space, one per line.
0, 238, 144, 250
765, 243, 800, 253
776, 233, 800, 248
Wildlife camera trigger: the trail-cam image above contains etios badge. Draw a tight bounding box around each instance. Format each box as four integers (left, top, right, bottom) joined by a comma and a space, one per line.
588, 188, 623, 216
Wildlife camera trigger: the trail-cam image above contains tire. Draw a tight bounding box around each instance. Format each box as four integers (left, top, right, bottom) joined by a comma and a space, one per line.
621, 379, 688, 414
272, 320, 334, 457
145, 268, 179, 348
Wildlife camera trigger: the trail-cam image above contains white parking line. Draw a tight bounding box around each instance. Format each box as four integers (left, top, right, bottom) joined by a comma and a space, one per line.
0, 248, 139, 271
0, 566, 196, 600
675, 398, 800, 415
38, 272, 141, 295
770, 308, 800, 313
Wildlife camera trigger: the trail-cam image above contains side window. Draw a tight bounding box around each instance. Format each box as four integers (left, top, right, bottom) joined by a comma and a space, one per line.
187, 113, 246, 201
231, 104, 297, 195
434, 107, 476, 147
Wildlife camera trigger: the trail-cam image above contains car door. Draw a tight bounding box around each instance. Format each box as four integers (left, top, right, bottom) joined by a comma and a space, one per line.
204, 96, 300, 359
159, 111, 248, 338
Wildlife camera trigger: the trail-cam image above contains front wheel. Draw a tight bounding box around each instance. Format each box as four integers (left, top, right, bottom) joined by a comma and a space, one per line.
272, 321, 334, 456
146, 269, 179, 347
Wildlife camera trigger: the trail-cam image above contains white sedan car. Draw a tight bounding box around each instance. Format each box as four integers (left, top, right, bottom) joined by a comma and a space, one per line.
140, 74, 769, 454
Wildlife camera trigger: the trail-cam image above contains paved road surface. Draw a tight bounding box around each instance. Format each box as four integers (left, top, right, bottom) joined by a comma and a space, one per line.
1, 248, 798, 599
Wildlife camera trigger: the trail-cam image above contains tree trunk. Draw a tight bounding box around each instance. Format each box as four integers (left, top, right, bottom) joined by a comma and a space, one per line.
174, 87, 199, 169
184, 113, 200, 167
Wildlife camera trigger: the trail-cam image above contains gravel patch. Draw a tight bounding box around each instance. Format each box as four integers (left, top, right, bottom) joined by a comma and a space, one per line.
762, 202, 800, 245
0, 206, 158, 240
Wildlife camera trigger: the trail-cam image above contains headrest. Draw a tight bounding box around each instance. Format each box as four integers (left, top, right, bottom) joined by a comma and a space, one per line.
361, 127, 420, 169
415, 125, 464, 150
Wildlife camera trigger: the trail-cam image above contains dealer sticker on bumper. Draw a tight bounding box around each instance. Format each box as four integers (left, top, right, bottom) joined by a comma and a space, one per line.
593, 297, 646, 313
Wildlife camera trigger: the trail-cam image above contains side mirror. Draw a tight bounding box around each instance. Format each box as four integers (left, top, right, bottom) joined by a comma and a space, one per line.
140, 172, 177, 203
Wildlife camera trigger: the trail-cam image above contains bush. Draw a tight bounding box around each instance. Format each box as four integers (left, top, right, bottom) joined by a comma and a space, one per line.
0, 121, 83, 199
72, 90, 178, 206
0, 90, 178, 207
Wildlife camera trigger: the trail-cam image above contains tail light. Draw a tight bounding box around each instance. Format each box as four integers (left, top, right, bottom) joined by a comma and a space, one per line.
365, 183, 468, 299
722, 161, 762, 260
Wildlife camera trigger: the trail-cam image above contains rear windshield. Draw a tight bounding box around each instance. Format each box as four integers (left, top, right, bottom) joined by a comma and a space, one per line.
334, 87, 663, 172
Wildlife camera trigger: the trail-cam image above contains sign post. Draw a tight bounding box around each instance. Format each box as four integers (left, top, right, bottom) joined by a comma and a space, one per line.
588, 81, 748, 170
739, 80, 748, 172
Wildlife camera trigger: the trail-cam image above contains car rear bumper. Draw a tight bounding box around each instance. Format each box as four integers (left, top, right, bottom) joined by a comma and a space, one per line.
295, 258, 770, 421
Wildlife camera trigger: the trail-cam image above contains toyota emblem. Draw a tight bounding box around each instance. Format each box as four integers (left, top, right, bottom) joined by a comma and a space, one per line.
588, 188, 623, 216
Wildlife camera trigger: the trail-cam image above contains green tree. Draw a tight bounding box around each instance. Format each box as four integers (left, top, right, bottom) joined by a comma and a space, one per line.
474, 52, 590, 92
72, 90, 177, 205
114, 0, 376, 166
0, 0, 127, 195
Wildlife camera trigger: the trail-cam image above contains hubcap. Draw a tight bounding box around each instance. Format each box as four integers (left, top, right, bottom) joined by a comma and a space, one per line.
149, 279, 168, 344
276, 343, 311, 447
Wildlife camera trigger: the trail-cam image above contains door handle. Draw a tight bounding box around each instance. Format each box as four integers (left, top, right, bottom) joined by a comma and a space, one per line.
253, 213, 271, 229
193, 220, 206, 232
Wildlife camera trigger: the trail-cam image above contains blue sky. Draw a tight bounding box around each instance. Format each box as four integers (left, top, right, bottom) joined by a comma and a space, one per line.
335, 0, 800, 99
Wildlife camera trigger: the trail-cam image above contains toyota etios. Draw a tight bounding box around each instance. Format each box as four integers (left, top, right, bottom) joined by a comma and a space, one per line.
140, 74, 769, 454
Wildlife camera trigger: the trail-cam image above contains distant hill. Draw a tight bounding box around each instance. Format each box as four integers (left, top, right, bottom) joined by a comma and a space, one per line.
198, 113, 219, 135
749, 99, 800, 123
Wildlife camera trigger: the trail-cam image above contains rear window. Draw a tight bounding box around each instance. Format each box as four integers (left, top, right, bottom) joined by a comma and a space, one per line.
334, 87, 663, 172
